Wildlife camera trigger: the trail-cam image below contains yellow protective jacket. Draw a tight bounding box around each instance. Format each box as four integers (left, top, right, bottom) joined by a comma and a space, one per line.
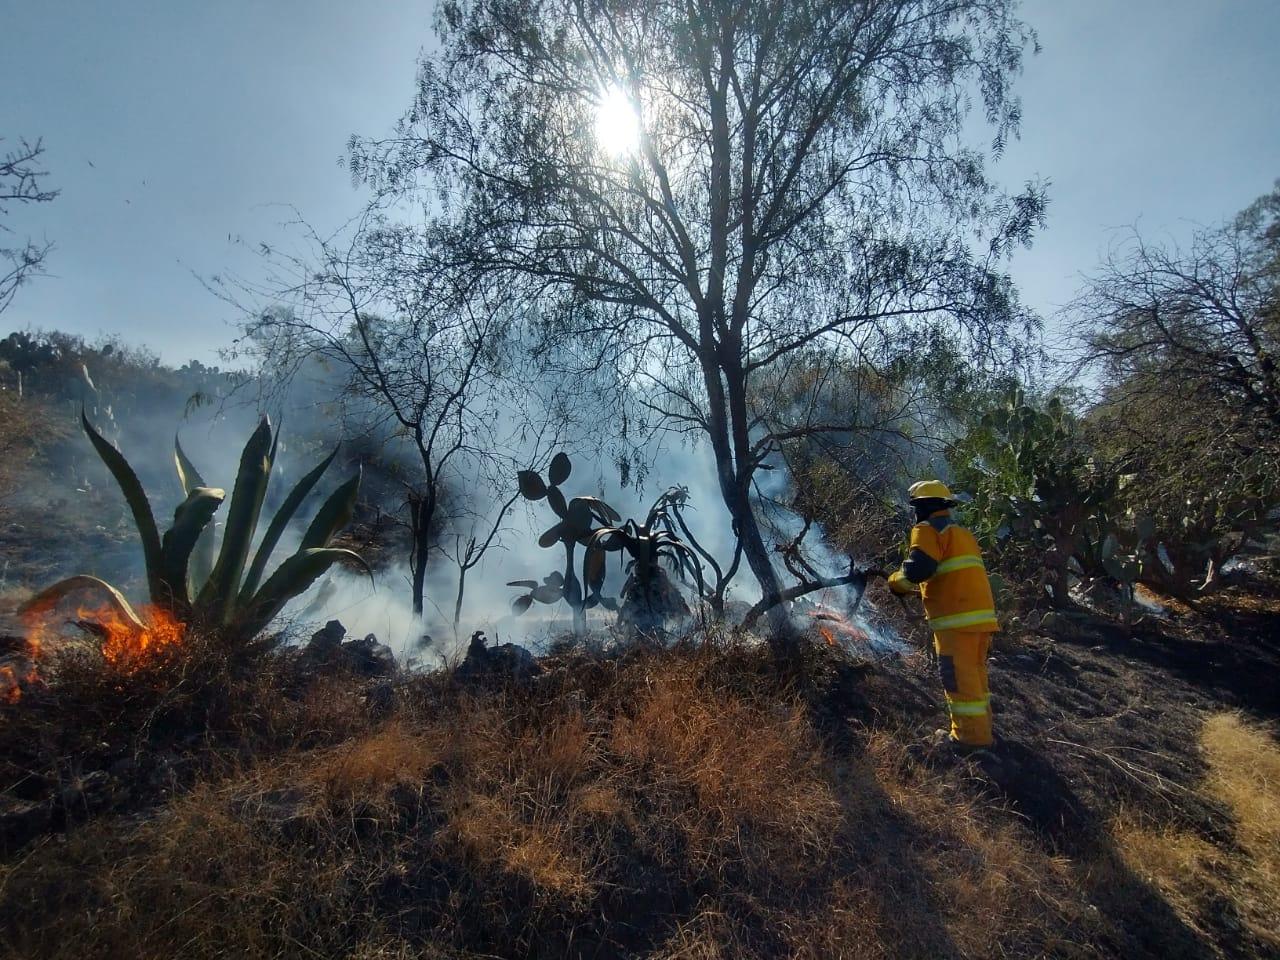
889, 513, 999, 633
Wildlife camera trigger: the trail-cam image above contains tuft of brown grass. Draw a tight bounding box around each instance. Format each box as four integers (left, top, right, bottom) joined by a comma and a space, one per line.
1201, 712, 1280, 881
1111, 711, 1280, 956
608, 660, 840, 873
308, 720, 441, 800
443, 789, 595, 901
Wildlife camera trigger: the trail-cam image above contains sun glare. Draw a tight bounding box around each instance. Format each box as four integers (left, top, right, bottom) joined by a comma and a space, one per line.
594, 85, 641, 158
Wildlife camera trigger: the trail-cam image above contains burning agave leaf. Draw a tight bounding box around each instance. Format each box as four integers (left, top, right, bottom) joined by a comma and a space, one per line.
23, 416, 370, 665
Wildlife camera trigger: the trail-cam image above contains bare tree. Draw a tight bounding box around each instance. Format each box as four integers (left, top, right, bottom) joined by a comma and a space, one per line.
351, 0, 1044, 648
231, 217, 536, 617
1075, 182, 1280, 591
1, 138, 58, 316
1076, 181, 1280, 434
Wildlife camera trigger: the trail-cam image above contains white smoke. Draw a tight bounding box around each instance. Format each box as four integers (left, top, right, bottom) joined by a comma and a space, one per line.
278, 427, 905, 663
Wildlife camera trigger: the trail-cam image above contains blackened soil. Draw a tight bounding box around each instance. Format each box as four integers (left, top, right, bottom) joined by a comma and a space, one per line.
835, 578, 1280, 959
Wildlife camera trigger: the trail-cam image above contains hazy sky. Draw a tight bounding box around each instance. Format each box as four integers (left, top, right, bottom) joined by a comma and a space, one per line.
2, 0, 1278, 365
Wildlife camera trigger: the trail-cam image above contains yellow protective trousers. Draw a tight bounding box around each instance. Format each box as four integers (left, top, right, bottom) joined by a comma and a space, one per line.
933, 630, 994, 747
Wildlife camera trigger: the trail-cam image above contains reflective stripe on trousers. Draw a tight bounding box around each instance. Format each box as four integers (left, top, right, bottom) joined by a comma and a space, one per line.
929, 608, 998, 631
934, 630, 994, 747
948, 697, 991, 716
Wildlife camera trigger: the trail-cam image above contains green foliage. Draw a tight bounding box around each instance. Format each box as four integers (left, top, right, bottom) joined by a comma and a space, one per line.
952, 388, 1133, 605
24, 415, 367, 640
1090, 383, 1280, 595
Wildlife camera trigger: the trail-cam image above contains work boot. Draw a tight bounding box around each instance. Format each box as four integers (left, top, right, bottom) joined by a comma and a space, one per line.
905, 729, 964, 768
935, 730, 1005, 768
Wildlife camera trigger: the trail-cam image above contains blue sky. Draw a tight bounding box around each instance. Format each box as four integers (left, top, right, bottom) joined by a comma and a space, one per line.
2, 0, 1278, 365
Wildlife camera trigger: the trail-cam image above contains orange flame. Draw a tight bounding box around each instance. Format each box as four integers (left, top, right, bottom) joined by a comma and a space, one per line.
19, 602, 186, 684
1, 645, 40, 703
810, 606, 871, 648
1, 662, 31, 704
78, 604, 186, 670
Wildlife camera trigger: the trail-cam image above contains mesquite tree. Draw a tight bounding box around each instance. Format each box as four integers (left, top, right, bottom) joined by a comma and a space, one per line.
234, 220, 518, 617
352, 0, 1044, 648
1075, 184, 1280, 591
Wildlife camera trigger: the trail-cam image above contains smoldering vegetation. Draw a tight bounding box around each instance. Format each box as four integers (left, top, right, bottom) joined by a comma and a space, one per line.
0, 325, 922, 663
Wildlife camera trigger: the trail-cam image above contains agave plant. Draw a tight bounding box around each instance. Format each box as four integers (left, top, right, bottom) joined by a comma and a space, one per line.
507, 452, 621, 634
22, 412, 367, 641
582, 488, 705, 635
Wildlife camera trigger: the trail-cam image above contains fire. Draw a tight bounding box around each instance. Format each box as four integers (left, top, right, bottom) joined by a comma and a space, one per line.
79, 603, 186, 670
1, 662, 36, 704
1, 638, 41, 704
809, 605, 872, 648
17, 601, 186, 688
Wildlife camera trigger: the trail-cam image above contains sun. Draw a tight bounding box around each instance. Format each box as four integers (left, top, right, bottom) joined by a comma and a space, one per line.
593, 84, 642, 158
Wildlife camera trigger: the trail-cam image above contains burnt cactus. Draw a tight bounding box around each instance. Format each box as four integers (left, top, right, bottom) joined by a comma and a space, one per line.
583, 487, 705, 637
508, 452, 621, 633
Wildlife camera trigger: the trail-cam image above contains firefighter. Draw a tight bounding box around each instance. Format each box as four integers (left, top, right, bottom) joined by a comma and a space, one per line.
888, 481, 998, 750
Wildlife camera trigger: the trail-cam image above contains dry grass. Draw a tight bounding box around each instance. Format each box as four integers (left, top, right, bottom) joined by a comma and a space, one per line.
308, 719, 441, 799
1110, 711, 1280, 956
1201, 713, 1280, 880
0, 644, 1175, 959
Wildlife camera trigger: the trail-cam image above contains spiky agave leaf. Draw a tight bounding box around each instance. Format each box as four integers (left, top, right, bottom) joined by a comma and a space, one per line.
654, 539, 706, 596
82, 412, 165, 607
238, 447, 339, 604
18, 575, 147, 634
565, 498, 595, 534
174, 435, 218, 594
240, 547, 370, 637
299, 466, 361, 551
198, 417, 275, 621
174, 435, 207, 493
587, 527, 628, 551
575, 496, 621, 524
160, 486, 225, 610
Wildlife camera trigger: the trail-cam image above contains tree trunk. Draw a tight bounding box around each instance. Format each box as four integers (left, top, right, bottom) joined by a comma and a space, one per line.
411, 531, 428, 616
453, 566, 467, 627
702, 353, 793, 650
410, 494, 436, 616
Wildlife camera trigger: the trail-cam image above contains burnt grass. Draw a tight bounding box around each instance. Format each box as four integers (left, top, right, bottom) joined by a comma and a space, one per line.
1, 580, 1278, 959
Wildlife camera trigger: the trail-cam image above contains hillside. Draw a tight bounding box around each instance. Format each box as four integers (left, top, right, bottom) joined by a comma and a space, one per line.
2, 579, 1276, 959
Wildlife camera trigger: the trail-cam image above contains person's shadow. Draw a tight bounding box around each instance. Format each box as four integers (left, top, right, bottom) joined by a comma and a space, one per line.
981, 741, 1214, 958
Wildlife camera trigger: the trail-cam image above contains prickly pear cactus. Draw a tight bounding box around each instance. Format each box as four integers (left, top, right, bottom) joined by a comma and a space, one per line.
508, 453, 621, 634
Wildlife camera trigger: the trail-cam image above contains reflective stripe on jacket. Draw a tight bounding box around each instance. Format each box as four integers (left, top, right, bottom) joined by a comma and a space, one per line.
901, 514, 998, 633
